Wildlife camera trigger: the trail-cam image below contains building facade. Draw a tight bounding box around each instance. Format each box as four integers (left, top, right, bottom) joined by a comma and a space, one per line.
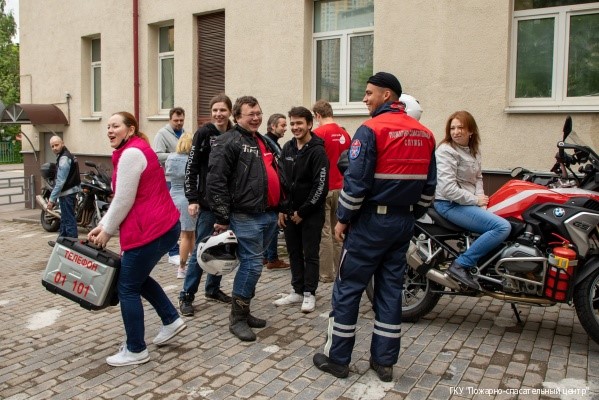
17, 0, 599, 202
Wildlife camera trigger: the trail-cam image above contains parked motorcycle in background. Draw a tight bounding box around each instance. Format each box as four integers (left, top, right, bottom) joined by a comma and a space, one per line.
37, 161, 112, 232
366, 116, 599, 345
510, 116, 599, 191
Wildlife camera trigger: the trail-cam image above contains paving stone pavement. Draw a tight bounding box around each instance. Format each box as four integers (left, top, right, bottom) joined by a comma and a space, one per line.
0, 217, 598, 400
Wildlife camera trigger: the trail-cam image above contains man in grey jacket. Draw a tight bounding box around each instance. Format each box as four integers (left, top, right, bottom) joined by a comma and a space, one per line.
154, 107, 186, 169
153, 107, 185, 265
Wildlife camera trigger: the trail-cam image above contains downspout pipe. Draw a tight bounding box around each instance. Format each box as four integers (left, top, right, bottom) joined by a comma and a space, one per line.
133, 0, 140, 121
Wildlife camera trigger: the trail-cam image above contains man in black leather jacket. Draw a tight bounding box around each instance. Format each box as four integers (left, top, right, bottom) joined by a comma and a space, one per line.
206, 96, 282, 342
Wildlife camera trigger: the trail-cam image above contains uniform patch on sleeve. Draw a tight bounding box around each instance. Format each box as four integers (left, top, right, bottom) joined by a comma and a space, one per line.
349, 139, 362, 159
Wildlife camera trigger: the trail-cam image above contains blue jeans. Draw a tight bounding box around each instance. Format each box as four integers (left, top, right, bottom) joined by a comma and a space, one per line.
165, 181, 180, 257
119, 222, 181, 353
264, 225, 279, 262
433, 200, 511, 268
59, 193, 78, 238
168, 243, 180, 257
179, 209, 222, 300
230, 211, 278, 299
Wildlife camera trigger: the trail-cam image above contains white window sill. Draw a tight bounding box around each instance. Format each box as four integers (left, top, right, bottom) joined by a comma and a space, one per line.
331, 107, 370, 117
147, 115, 169, 121
505, 105, 599, 114
80, 116, 102, 122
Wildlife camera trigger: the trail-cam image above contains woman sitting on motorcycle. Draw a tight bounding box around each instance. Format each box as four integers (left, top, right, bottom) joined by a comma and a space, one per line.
434, 110, 511, 289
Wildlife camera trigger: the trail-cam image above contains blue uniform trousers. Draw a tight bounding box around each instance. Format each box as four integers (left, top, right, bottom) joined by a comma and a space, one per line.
325, 210, 413, 366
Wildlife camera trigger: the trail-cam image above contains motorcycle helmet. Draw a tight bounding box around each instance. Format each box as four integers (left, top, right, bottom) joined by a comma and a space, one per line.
399, 94, 423, 121
197, 230, 239, 276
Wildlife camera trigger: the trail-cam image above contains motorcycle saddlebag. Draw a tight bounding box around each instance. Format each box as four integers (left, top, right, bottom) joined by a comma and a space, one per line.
41, 236, 120, 310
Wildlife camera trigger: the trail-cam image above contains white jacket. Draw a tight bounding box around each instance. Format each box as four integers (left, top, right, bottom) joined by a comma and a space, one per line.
434, 142, 483, 205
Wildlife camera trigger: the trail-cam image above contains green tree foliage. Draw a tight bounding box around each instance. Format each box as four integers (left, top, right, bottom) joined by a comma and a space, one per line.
0, 0, 19, 106
0, 0, 21, 162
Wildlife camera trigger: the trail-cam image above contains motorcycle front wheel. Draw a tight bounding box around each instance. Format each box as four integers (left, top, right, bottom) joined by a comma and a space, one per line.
573, 266, 599, 345
366, 265, 442, 323
40, 209, 60, 232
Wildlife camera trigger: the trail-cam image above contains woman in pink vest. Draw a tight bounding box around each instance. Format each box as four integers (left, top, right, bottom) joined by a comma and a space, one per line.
88, 111, 186, 367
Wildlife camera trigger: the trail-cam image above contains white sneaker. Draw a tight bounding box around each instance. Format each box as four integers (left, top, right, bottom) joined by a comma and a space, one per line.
301, 292, 315, 313
168, 255, 181, 265
106, 344, 150, 367
153, 317, 187, 346
273, 291, 304, 306
176, 267, 187, 279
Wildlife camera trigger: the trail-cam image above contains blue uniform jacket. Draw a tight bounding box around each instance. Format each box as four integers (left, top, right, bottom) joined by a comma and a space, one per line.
337, 101, 437, 223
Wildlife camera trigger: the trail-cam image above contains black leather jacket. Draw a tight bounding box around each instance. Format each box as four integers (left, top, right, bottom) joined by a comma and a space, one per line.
184, 122, 221, 209
206, 124, 282, 225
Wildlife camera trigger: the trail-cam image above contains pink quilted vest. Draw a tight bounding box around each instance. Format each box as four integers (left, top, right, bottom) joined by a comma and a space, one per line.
112, 136, 179, 250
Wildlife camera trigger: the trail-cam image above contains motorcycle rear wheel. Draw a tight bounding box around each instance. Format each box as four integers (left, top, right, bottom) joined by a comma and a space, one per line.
366, 266, 442, 322
573, 267, 599, 345
40, 210, 60, 232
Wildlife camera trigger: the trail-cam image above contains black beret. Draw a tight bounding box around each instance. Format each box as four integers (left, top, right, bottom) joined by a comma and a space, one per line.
367, 72, 402, 97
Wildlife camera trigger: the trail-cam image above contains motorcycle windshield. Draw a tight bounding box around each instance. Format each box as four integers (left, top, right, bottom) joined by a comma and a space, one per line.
566, 130, 599, 168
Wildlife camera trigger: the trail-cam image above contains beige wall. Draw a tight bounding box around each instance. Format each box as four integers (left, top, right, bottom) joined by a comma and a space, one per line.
19, 0, 599, 171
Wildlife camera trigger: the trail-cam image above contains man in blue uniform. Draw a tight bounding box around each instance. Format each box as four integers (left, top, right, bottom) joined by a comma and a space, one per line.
313, 72, 437, 382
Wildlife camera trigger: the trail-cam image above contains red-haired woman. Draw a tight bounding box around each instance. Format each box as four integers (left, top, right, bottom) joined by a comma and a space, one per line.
88, 111, 186, 366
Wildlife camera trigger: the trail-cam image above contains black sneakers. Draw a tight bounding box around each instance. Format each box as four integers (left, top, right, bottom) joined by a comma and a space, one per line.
178, 299, 194, 316
447, 260, 480, 290
313, 353, 349, 378
205, 290, 232, 304
369, 357, 393, 382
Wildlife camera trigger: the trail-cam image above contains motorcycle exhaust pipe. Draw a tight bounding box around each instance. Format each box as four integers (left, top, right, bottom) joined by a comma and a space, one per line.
483, 292, 555, 306
35, 195, 61, 219
407, 242, 461, 290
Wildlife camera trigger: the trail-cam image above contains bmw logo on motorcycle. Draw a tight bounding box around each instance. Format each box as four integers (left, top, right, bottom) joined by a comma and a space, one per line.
553, 207, 566, 218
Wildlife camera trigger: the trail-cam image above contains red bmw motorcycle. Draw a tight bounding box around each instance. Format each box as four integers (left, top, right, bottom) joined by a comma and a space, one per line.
387, 117, 599, 344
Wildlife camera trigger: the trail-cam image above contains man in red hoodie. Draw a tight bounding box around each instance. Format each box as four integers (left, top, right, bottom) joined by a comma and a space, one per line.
312, 100, 350, 282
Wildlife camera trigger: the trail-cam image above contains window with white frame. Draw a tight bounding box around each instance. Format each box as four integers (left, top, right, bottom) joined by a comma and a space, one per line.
510, 1, 599, 111
91, 38, 101, 114
159, 25, 174, 111
313, 0, 373, 112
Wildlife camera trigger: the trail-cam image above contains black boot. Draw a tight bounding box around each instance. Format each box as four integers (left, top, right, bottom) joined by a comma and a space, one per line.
313, 353, 349, 378
369, 357, 393, 382
229, 296, 256, 341
246, 289, 266, 328
247, 313, 266, 328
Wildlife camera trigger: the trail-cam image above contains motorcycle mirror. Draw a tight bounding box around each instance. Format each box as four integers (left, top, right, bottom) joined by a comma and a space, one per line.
510, 167, 524, 178
85, 160, 97, 168
562, 116, 572, 141
557, 117, 571, 169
